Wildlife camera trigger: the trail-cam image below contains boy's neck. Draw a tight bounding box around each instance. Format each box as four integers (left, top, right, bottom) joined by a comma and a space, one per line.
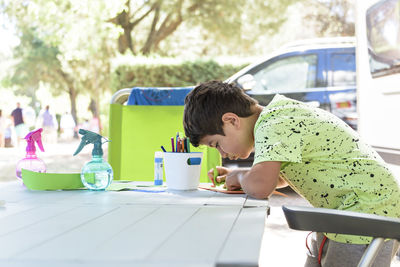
243, 104, 264, 141
250, 104, 264, 123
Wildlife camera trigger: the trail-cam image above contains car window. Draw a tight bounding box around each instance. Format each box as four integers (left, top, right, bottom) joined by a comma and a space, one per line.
251, 54, 317, 93
331, 53, 356, 86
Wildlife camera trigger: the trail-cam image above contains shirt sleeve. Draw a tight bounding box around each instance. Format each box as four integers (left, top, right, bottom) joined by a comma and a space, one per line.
253, 115, 304, 165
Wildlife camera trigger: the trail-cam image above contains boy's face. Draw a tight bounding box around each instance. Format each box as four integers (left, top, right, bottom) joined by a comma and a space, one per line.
199, 113, 254, 160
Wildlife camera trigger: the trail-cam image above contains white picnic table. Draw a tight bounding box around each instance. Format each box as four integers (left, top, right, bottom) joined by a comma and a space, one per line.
0, 181, 269, 267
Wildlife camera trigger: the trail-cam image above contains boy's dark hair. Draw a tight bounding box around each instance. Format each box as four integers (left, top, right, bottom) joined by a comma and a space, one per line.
184, 80, 258, 147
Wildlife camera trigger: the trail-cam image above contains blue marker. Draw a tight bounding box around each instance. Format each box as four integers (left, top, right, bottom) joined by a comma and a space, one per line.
161, 146, 167, 152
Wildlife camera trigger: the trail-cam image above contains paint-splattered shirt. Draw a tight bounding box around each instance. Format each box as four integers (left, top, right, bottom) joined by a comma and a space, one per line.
253, 94, 400, 244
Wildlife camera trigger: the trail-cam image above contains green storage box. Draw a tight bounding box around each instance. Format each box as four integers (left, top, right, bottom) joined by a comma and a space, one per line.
108, 89, 221, 182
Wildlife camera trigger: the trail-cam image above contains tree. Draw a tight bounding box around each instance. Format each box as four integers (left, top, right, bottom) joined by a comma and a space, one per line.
8, 27, 81, 124
1, 0, 299, 128
2, 0, 120, 129
302, 0, 355, 37
109, 0, 296, 55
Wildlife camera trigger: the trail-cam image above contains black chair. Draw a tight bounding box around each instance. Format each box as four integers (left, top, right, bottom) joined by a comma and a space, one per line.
282, 205, 400, 267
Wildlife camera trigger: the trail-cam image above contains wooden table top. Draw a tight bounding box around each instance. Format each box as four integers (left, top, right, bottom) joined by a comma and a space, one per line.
0, 181, 268, 267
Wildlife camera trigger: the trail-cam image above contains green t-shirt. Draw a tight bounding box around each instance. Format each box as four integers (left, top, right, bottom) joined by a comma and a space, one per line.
254, 94, 400, 244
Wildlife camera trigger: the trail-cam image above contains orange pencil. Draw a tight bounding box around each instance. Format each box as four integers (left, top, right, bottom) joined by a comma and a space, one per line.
177, 138, 181, 153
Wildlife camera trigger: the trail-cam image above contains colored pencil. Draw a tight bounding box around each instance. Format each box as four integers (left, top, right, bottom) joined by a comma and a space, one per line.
177, 138, 181, 153
186, 138, 190, 153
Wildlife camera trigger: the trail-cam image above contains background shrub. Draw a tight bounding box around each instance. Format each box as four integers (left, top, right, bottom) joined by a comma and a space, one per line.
111, 59, 248, 91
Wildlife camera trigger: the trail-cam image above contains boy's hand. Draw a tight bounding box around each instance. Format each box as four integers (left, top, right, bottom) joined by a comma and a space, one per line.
224, 169, 245, 191
207, 166, 243, 191
207, 166, 229, 187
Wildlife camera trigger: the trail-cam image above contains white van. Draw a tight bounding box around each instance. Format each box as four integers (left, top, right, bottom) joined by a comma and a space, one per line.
356, 0, 400, 170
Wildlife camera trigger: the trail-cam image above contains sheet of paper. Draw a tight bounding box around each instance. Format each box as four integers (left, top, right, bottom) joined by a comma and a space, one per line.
22, 169, 83, 190
198, 183, 288, 197
198, 183, 245, 194
107, 182, 166, 192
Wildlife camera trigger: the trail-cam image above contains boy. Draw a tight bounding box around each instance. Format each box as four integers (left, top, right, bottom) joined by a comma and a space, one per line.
183, 80, 400, 266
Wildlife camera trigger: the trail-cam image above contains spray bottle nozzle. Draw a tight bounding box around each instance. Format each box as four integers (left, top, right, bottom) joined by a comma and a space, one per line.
25, 128, 45, 155
73, 129, 110, 157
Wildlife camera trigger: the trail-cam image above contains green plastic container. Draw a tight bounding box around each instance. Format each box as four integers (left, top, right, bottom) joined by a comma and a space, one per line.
108, 103, 221, 182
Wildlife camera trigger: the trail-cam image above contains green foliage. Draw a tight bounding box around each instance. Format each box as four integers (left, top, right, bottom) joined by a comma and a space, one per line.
11, 27, 62, 91
1, 0, 357, 128
108, 0, 296, 56
301, 0, 355, 36
110, 59, 247, 90
2, 0, 121, 123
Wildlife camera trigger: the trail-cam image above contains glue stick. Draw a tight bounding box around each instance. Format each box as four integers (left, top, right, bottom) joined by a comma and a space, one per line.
154, 151, 163, 185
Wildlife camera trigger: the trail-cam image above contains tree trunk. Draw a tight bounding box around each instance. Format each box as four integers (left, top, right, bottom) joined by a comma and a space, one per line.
142, 0, 187, 54
109, 0, 157, 54
69, 88, 78, 127
88, 97, 102, 134
57, 69, 79, 136
67, 85, 78, 138
141, 2, 161, 55
115, 10, 134, 54
152, 15, 183, 51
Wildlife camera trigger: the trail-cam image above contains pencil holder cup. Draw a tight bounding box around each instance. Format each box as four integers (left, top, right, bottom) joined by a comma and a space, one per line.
163, 152, 203, 190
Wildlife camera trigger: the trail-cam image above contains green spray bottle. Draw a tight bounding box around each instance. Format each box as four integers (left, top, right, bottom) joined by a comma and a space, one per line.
73, 129, 113, 190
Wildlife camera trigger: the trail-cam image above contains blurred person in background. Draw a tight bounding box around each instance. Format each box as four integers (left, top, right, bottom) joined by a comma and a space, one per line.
4, 118, 14, 147
22, 106, 37, 131
0, 109, 6, 148
88, 115, 101, 134
60, 111, 76, 140
11, 102, 28, 147
75, 119, 89, 137
37, 105, 58, 144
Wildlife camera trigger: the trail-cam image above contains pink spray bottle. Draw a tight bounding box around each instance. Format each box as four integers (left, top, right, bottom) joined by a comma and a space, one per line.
16, 128, 46, 179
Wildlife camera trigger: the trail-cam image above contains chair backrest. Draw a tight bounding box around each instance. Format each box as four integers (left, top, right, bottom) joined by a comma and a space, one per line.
282, 205, 400, 240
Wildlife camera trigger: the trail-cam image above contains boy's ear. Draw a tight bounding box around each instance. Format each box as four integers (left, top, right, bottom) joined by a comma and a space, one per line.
221, 112, 240, 128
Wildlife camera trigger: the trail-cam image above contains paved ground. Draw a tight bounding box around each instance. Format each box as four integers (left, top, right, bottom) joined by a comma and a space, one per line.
0, 141, 399, 266
262, 189, 400, 266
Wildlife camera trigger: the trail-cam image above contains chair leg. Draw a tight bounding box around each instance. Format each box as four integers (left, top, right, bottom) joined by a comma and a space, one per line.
358, 238, 385, 267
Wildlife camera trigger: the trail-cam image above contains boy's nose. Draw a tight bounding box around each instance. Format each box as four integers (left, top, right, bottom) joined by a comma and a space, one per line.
217, 147, 228, 158
221, 152, 229, 159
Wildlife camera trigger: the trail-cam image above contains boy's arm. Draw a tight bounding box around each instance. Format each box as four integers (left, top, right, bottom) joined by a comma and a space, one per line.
227, 161, 281, 199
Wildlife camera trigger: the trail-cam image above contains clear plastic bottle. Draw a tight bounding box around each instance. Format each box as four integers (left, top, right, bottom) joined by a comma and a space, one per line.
16, 154, 46, 179
81, 155, 113, 190
154, 151, 163, 185
16, 128, 46, 179
73, 129, 113, 191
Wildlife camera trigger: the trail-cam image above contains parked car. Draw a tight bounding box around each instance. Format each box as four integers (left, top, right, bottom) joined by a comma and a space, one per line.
224, 37, 357, 166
